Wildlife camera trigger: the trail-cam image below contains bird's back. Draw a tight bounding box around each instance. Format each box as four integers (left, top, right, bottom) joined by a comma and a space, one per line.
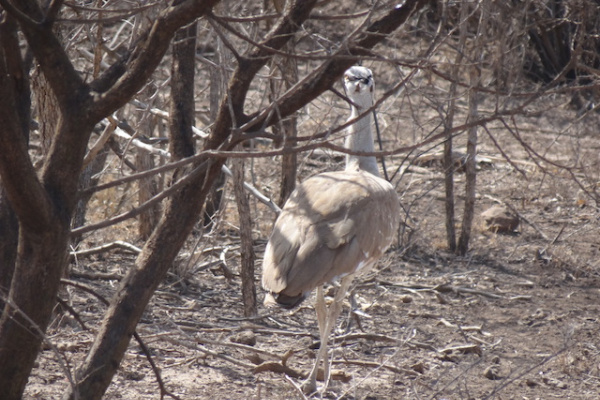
262, 170, 400, 307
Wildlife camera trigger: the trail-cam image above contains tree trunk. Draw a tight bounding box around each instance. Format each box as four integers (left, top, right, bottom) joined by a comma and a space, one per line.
0, 13, 76, 400
0, 228, 70, 400
0, 109, 94, 400
274, 54, 299, 206
168, 22, 197, 160
232, 157, 257, 316
64, 21, 202, 400
0, 188, 18, 305
457, 65, 480, 255
0, 14, 29, 309
269, 0, 299, 206
203, 31, 228, 229
66, 162, 226, 400
32, 65, 60, 154
443, 127, 456, 252
136, 144, 159, 240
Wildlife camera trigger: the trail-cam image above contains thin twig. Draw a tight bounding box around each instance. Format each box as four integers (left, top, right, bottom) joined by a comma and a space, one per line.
133, 331, 183, 400
56, 297, 89, 331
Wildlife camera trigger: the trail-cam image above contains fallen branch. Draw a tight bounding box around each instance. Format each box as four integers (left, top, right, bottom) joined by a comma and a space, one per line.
69, 270, 123, 281
376, 279, 532, 301
70, 240, 142, 258
253, 361, 351, 383
332, 359, 420, 376
158, 332, 257, 370
439, 343, 482, 356
333, 332, 399, 344
253, 361, 305, 379
194, 335, 282, 361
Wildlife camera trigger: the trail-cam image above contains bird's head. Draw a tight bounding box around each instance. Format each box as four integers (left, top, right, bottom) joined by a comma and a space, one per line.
343, 66, 374, 109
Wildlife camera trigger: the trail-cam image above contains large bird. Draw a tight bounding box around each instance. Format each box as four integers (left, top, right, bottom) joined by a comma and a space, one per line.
262, 66, 401, 394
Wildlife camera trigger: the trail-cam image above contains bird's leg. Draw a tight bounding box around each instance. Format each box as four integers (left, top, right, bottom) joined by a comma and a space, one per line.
303, 277, 355, 395
315, 286, 327, 338
345, 290, 357, 333
346, 290, 367, 333
323, 276, 355, 389
304, 286, 327, 394
314, 285, 330, 386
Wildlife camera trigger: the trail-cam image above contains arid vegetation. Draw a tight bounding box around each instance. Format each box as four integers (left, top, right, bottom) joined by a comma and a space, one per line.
0, 1, 599, 399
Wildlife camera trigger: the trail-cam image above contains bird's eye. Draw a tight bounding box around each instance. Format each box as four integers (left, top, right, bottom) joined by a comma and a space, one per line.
345, 75, 372, 85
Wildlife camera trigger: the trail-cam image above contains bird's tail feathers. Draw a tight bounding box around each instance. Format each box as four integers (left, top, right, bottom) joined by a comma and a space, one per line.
264, 291, 306, 309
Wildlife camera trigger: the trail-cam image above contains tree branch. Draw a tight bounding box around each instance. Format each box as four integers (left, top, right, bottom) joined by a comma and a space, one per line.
90, 0, 220, 121
241, 0, 428, 134
5, 0, 89, 113
207, 0, 319, 148
0, 14, 53, 232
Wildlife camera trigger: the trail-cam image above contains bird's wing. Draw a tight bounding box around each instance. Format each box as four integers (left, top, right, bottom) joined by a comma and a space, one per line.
262, 171, 400, 298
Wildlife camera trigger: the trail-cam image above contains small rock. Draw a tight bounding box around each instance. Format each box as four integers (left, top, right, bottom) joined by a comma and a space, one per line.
481, 205, 519, 233
230, 330, 256, 346
411, 361, 426, 374
400, 295, 413, 303
525, 378, 539, 387
483, 365, 501, 380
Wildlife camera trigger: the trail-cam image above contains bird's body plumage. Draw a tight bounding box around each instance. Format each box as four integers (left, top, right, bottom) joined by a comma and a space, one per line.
262, 170, 399, 307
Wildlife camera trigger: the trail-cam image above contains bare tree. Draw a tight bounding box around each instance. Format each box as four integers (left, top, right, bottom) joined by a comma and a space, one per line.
0, 2, 220, 398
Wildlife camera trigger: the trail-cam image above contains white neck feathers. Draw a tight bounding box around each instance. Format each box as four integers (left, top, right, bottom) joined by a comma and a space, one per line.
345, 103, 380, 177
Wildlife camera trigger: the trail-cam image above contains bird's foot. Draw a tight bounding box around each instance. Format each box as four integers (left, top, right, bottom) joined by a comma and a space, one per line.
301, 376, 337, 396
301, 378, 318, 395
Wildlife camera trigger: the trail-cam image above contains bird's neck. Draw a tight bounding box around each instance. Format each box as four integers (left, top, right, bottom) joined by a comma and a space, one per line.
345, 105, 380, 177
